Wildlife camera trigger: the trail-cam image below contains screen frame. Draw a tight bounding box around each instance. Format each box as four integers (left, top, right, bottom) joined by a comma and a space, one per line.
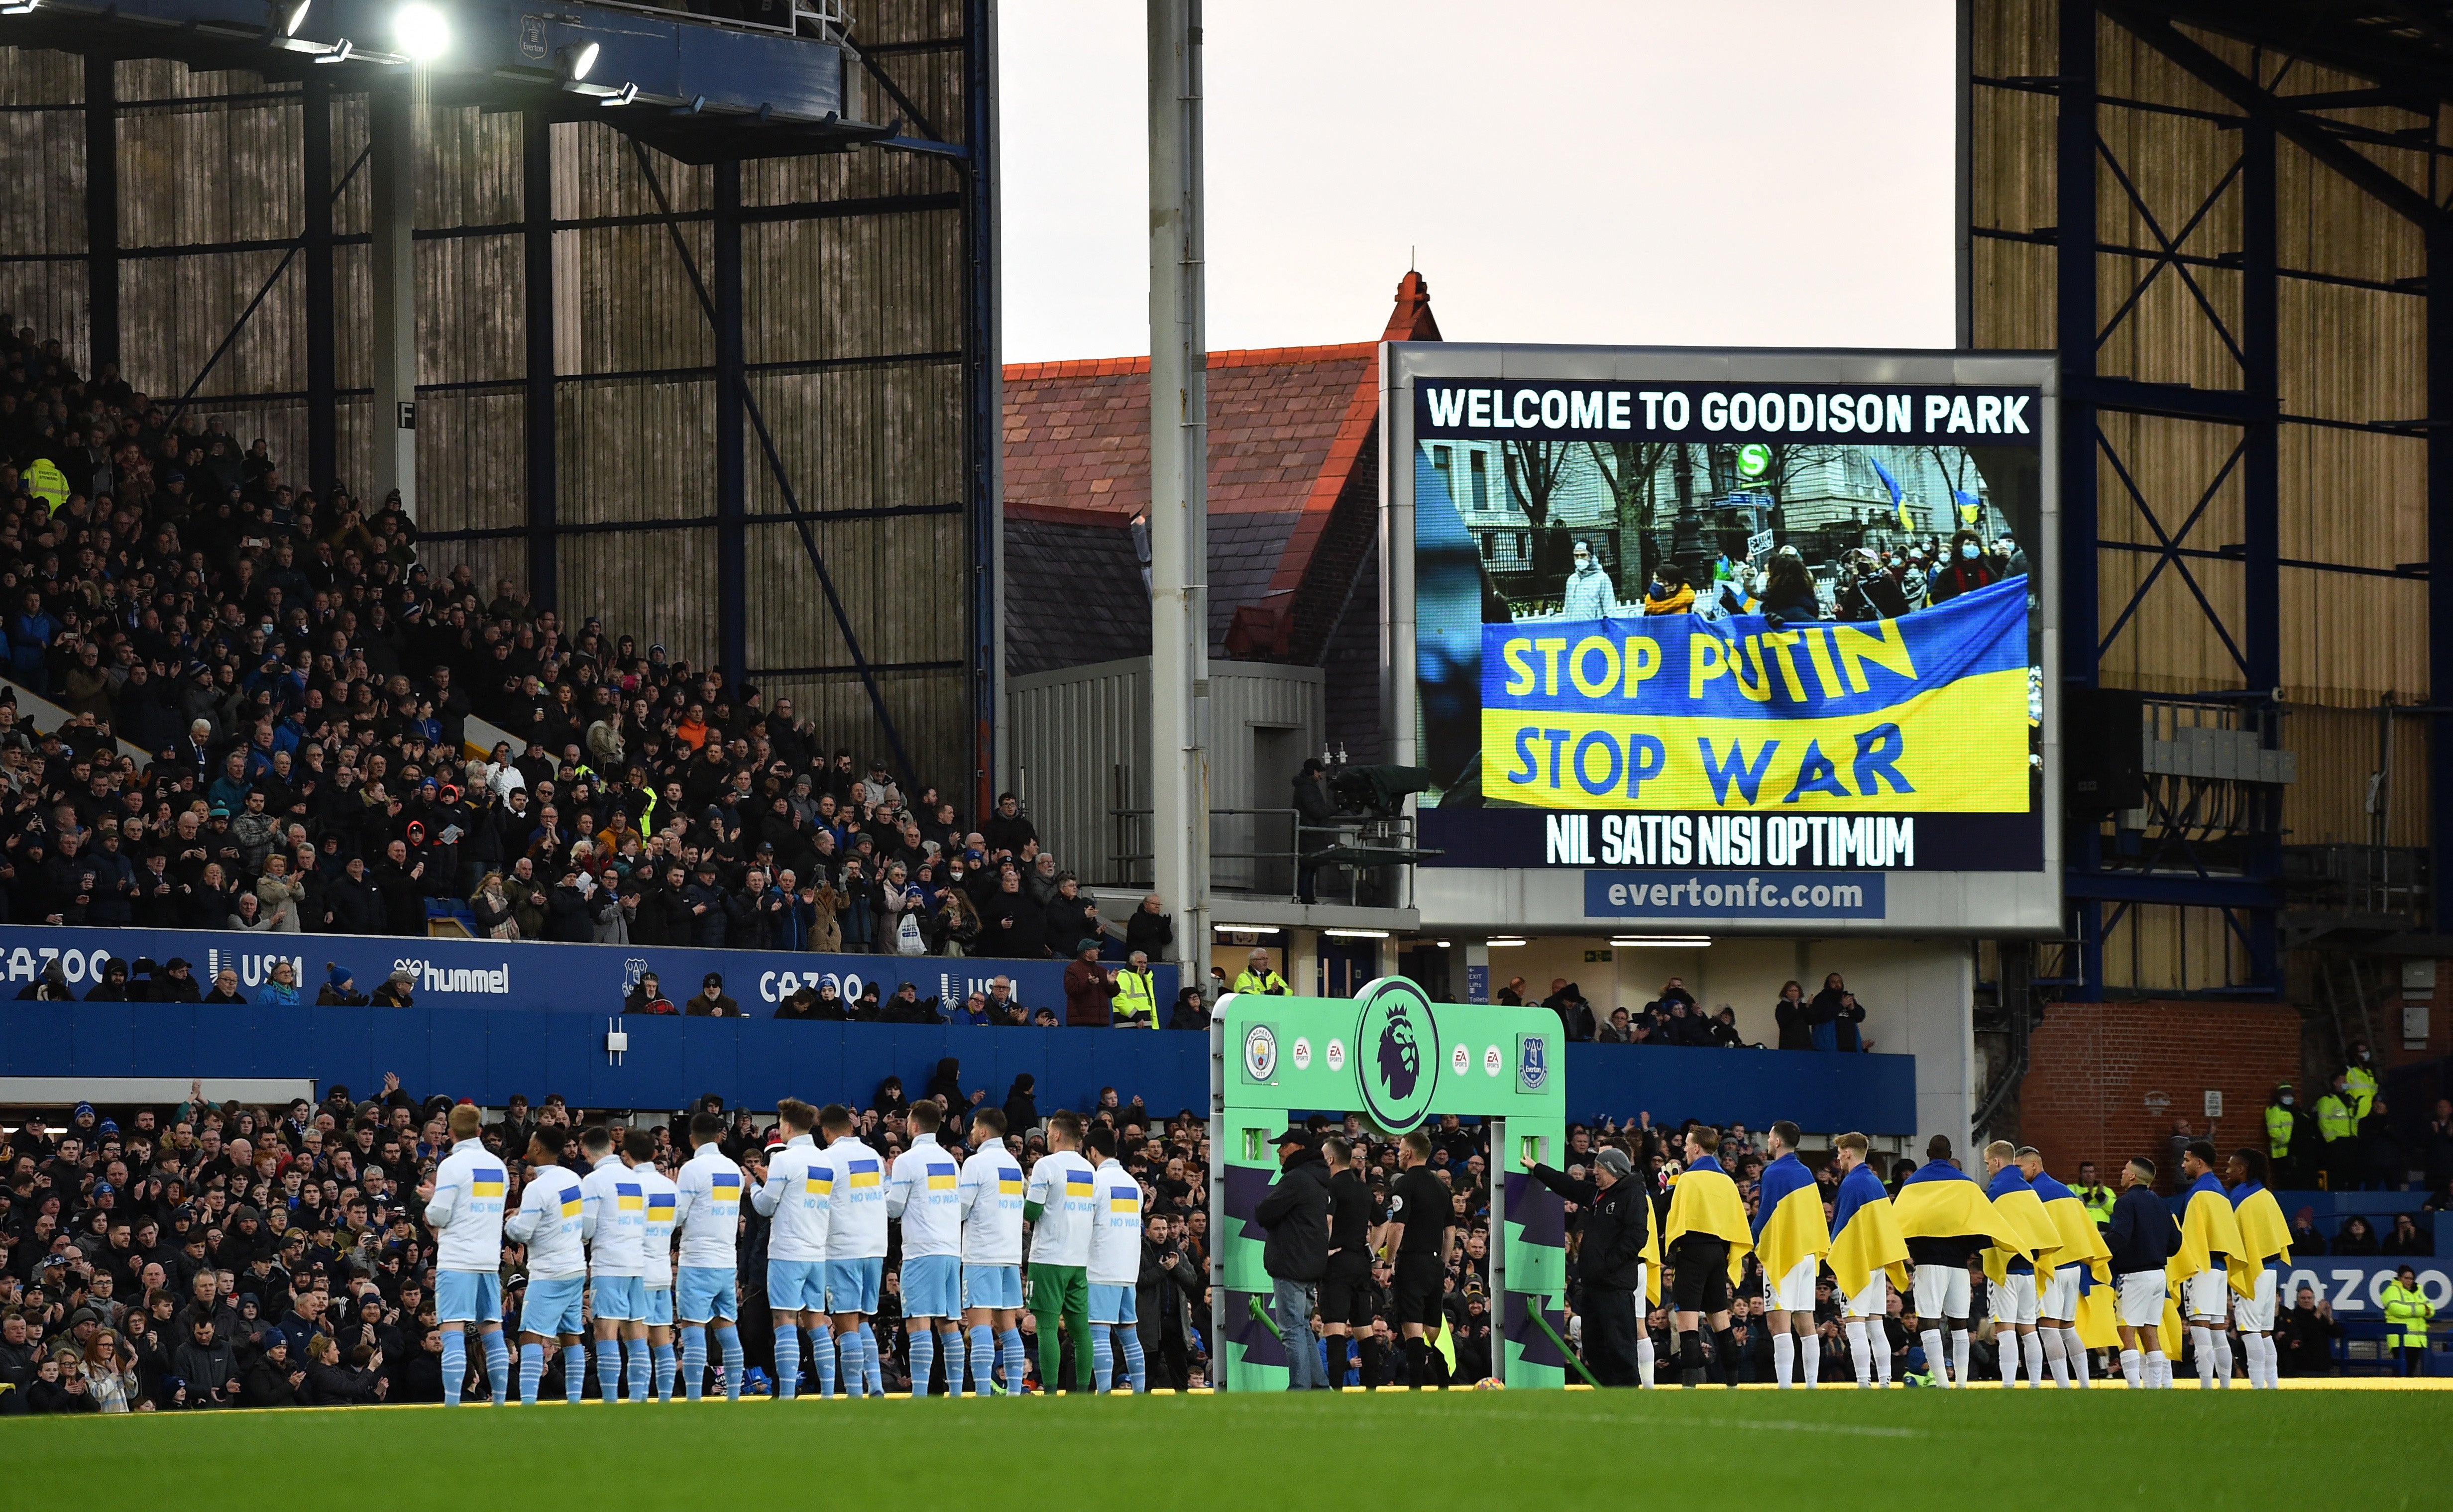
1380, 342, 2062, 937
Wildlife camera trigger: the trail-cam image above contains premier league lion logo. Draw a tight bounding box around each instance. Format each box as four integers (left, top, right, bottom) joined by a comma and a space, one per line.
1378, 1002, 1422, 1102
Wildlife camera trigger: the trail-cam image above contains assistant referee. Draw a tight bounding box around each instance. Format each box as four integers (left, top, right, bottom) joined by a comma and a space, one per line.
1318, 1136, 1382, 1387
1376, 1130, 1453, 1389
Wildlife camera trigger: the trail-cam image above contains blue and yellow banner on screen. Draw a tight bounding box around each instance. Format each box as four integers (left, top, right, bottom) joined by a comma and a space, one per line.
1480, 578, 2028, 813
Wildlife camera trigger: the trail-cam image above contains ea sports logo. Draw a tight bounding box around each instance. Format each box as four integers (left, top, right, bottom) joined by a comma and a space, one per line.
1355, 977, 1440, 1135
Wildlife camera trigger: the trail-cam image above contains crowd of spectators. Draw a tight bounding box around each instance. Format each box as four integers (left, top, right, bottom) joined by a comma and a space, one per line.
0, 322, 1185, 968
1497, 972, 1873, 1052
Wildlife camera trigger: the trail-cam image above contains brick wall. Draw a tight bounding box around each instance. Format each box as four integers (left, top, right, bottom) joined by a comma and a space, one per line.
2021, 1001, 2304, 1190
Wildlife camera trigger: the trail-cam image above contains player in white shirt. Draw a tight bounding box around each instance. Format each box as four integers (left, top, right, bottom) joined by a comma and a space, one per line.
579, 1126, 652, 1402
886, 1100, 968, 1397
1083, 1125, 1147, 1394
418, 1104, 512, 1406
670, 1110, 747, 1401
1025, 1110, 1100, 1393
956, 1106, 1027, 1396
750, 1097, 833, 1400
502, 1125, 588, 1404
818, 1104, 889, 1397
636, 1146, 681, 1401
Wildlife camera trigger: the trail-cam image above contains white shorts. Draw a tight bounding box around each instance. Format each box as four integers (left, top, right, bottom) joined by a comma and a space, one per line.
2182, 1270, 2230, 1324
2038, 1266, 2081, 1322
1912, 1263, 1971, 1321
2116, 1271, 2167, 1328
2232, 1269, 2277, 1332
1762, 1258, 1818, 1313
1989, 1271, 2040, 1327
1843, 1275, 1888, 1320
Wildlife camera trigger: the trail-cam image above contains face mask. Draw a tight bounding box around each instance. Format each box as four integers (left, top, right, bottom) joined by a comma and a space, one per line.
2281, 1096, 2294, 1107
1960, 543, 1978, 560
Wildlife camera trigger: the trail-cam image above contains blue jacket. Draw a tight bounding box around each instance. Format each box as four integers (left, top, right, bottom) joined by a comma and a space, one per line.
2105, 1185, 2179, 1278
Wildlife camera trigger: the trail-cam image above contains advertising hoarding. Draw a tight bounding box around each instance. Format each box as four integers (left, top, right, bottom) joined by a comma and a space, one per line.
1384, 347, 2059, 933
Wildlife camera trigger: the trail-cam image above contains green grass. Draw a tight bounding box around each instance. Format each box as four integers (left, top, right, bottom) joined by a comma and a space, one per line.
9, 1389, 2452, 1510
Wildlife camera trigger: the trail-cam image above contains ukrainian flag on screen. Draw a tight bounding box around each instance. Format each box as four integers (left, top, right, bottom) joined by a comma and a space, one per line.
926, 1163, 958, 1190
998, 1166, 1024, 1195
710, 1174, 741, 1205
471, 1169, 507, 1198
849, 1159, 882, 1188
616, 1184, 643, 1211
1479, 576, 2030, 812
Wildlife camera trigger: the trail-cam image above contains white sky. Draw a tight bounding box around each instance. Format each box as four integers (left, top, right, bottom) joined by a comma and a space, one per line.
997, 0, 1957, 363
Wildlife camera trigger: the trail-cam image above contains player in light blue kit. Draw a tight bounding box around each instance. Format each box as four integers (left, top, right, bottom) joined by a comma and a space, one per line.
1084, 1125, 1147, 1394
579, 1126, 653, 1401
671, 1110, 747, 1401
955, 1106, 1027, 1395
418, 1103, 512, 1406
887, 1100, 968, 1397
818, 1104, 889, 1397
636, 1141, 681, 1400
750, 1097, 834, 1400
503, 1125, 588, 1404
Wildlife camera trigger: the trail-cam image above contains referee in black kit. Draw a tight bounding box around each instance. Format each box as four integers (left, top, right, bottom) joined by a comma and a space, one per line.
1318, 1135, 1383, 1387
1375, 1129, 1454, 1389
1522, 1144, 1648, 1386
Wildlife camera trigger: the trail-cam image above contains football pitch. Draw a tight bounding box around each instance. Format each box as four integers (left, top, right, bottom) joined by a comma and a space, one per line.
9, 1387, 2451, 1511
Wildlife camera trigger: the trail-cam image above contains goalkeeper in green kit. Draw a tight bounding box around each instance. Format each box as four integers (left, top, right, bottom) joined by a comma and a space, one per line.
1025, 1110, 1100, 1392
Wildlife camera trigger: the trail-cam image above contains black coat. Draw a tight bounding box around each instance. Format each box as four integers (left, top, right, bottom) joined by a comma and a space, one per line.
1252, 1148, 1332, 1283
1528, 1163, 1648, 1292
1135, 1235, 1203, 1356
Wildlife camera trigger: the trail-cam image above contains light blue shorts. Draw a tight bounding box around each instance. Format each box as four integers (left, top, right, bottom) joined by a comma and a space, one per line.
524, 1274, 586, 1337
676, 1266, 739, 1323
825, 1256, 883, 1316
963, 1263, 1022, 1312
644, 1287, 674, 1327
591, 1274, 646, 1322
438, 1269, 503, 1326
1089, 1283, 1138, 1326
768, 1258, 829, 1314
902, 1254, 962, 1319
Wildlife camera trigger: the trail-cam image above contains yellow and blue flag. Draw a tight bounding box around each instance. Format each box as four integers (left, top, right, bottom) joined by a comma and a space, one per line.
804, 1170, 832, 1195
1479, 578, 2028, 813
2169, 1172, 2254, 1297
1980, 1166, 2058, 1286
1893, 1162, 2027, 1250
2028, 1169, 2110, 1284
615, 1182, 644, 1212
1827, 1161, 1910, 1297
557, 1183, 583, 1220
647, 1192, 676, 1227
2229, 1181, 2292, 1269
471, 1168, 507, 1199
849, 1158, 883, 1189
925, 1162, 959, 1191
709, 1173, 742, 1206
1751, 1153, 1830, 1283
1064, 1170, 1096, 1196
1663, 1154, 1753, 1287
997, 1164, 1024, 1196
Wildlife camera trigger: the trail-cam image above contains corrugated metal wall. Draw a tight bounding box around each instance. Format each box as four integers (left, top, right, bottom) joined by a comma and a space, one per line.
0, 0, 978, 793
1974, 1, 2435, 991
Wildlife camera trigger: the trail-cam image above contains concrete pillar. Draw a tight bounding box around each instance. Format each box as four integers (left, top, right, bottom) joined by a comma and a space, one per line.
369, 81, 418, 518
1148, 0, 1209, 972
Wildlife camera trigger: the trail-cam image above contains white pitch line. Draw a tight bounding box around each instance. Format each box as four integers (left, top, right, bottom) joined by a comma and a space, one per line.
1471, 1408, 1923, 1439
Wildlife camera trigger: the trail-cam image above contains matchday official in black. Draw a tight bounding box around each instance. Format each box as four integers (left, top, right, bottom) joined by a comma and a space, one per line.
1524, 1144, 1648, 1386
1318, 1136, 1384, 1387
1376, 1129, 1454, 1389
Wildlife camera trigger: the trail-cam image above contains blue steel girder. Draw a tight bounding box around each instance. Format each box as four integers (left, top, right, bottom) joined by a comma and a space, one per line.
2092, 426, 2250, 674
2092, 137, 2246, 366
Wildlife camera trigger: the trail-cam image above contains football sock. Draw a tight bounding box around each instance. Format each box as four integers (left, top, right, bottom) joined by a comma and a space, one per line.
1774, 1332, 1795, 1387
1999, 1333, 2021, 1386
776, 1328, 800, 1401
519, 1341, 545, 1405
443, 1330, 467, 1406
999, 1327, 1027, 1394
481, 1330, 510, 1406
2039, 1325, 2068, 1386
2145, 1349, 2169, 1388
1950, 1329, 1971, 1387
1118, 1327, 1146, 1393
1919, 1328, 1946, 1385
861, 1323, 885, 1395
653, 1342, 677, 1402
1711, 1328, 1739, 1387
2214, 1332, 2234, 1387
2060, 1327, 2088, 1386
595, 1338, 623, 1402
1408, 1335, 1435, 1386
1846, 1320, 1874, 1386
2119, 1348, 2141, 1387
1635, 1335, 1656, 1388
942, 1328, 966, 1397
805, 1325, 836, 1397
839, 1329, 866, 1398
563, 1344, 587, 1404
2021, 1330, 2044, 1387
1091, 1327, 1114, 1393
909, 1329, 936, 1397
969, 1325, 997, 1396
625, 1337, 649, 1402
715, 1326, 743, 1402
1798, 1330, 1819, 1387
681, 1325, 706, 1402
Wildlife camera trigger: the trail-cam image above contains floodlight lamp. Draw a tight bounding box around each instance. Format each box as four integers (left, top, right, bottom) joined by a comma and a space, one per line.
272, 0, 311, 36
0, 1, 40, 16
558, 40, 598, 82
393, 2, 449, 63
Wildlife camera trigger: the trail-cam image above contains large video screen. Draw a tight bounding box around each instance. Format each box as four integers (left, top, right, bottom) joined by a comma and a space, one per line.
1408, 375, 2045, 874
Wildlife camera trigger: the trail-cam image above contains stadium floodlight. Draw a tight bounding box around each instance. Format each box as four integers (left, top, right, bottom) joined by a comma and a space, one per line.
0, 1, 39, 15
269, 0, 311, 36
313, 36, 353, 61
556, 40, 598, 83
392, 2, 448, 62
599, 80, 638, 107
